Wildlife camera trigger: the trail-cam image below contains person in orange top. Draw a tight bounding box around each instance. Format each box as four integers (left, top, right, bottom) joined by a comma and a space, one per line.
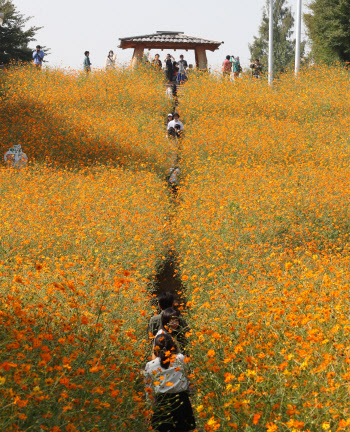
222, 55, 232, 77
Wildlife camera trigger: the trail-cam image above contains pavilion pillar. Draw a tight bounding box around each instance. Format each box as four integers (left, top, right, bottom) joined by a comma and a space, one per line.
194, 49, 199, 68
131, 46, 144, 68
195, 46, 208, 70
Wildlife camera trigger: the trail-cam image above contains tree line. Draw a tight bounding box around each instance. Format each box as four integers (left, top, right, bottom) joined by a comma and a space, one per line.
0, 0, 42, 65
249, 0, 350, 74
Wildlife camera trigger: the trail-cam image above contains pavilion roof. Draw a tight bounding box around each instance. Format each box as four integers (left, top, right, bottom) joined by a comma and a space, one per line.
118, 31, 223, 52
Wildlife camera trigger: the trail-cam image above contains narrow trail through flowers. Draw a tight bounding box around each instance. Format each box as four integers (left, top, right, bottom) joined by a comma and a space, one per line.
152, 83, 186, 308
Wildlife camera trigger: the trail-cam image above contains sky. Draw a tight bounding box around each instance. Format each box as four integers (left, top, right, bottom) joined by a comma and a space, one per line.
14, 0, 306, 71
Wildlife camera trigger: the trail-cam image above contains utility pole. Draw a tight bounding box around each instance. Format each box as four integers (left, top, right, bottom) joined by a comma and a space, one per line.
268, 0, 274, 85
295, 0, 302, 76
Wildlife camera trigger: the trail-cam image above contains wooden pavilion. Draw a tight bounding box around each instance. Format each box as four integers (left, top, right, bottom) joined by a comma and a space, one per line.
118, 31, 223, 69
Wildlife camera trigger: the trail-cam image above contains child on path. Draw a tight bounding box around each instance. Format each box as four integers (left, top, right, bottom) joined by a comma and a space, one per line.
145, 333, 196, 432
174, 124, 183, 139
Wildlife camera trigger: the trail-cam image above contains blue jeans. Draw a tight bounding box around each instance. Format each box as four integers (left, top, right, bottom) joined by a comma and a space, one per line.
177, 73, 186, 83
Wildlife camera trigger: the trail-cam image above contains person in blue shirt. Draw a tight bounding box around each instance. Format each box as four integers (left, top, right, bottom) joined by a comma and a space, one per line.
33, 45, 45, 68
83, 51, 91, 72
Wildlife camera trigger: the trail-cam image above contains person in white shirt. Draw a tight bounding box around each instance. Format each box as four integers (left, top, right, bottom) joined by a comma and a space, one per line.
105, 50, 117, 70
167, 112, 184, 131
145, 333, 196, 432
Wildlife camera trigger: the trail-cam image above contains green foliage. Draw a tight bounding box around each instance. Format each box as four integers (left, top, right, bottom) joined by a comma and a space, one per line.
304, 0, 350, 64
0, 0, 42, 64
249, 0, 305, 74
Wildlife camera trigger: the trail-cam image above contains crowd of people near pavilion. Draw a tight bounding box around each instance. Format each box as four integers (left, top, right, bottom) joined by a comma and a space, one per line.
81, 49, 192, 84
152, 53, 192, 84
33, 44, 263, 81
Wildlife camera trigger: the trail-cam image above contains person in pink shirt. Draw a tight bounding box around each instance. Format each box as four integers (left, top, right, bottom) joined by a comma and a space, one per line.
222, 55, 232, 78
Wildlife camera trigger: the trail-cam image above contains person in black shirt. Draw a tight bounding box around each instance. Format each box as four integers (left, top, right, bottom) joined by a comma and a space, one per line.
164, 53, 175, 82
251, 58, 263, 78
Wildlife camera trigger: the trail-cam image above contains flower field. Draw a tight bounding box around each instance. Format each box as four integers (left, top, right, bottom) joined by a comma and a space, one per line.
0, 67, 172, 431
0, 66, 172, 171
1, 64, 350, 431
174, 66, 350, 431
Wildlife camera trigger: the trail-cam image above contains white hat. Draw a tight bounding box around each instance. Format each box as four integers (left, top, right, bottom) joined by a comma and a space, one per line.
168, 113, 173, 117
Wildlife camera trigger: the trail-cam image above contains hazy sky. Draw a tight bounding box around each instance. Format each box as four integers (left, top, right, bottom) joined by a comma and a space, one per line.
14, 0, 305, 70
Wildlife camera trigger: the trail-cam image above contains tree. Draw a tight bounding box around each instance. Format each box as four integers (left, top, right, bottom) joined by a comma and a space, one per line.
304, 0, 350, 64
249, 0, 305, 74
0, 0, 42, 64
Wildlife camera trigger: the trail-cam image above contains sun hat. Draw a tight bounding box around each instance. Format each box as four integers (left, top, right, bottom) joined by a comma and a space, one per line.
168, 113, 173, 117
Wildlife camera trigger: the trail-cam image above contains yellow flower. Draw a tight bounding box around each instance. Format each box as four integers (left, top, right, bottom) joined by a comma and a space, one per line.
196, 405, 204, 413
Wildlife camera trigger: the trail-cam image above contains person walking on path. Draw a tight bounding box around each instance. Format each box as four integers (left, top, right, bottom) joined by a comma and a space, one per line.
251, 58, 263, 78
105, 50, 116, 70
164, 54, 175, 82
167, 112, 184, 131
222, 55, 232, 78
177, 55, 188, 84
232, 56, 241, 79
168, 164, 181, 197
33, 45, 45, 68
154, 307, 189, 353
148, 292, 187, 340
145, 333, 196, 432
83, 51, 91, 73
